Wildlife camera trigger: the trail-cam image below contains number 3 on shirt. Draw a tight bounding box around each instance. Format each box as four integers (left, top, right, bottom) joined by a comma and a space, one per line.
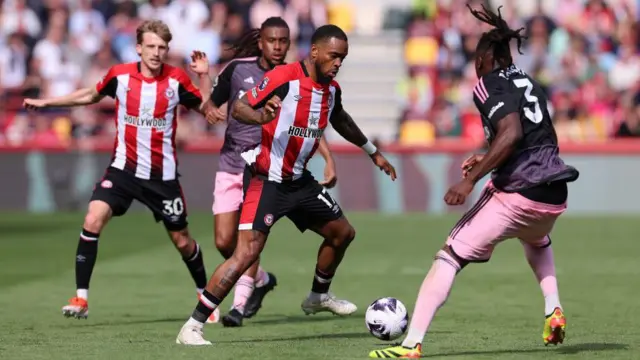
513, 78, 543, 124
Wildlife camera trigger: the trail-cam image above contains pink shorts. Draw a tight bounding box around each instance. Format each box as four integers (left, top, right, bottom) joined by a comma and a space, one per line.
212, 171, 244, 215
447, 181, 566, 262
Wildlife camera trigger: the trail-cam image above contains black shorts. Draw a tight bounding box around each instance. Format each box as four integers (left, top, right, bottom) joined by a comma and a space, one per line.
238, 167, 343, 234
90, 167, 188, 231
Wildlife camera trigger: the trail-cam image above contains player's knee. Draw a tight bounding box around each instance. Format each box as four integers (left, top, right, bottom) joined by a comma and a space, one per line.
170, 229, 193, 254
83, 212, 108, 233
214, 228, 236, 259
332, 223, 356, 248
233, 232, 264, 266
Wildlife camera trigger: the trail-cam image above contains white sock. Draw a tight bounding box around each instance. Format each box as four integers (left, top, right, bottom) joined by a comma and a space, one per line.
186, 316, 204, 328
77, 289, 88, 300
544, 293, 562, 316
309, 291, 328, 302
196, 288, 204, 295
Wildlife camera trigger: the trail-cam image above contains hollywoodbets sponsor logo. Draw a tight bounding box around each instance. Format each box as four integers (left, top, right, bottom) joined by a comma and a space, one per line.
287, 126, 324, 139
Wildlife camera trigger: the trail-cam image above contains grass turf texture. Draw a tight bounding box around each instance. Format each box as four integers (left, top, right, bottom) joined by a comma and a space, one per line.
0, 212, 636, 359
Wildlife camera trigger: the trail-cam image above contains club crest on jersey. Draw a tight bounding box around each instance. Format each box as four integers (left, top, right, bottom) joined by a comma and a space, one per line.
165, 88, 175, 99
101, 180, 113, 188
328, 93, 334, 108
264, 214, 274, 226
258, 77, 269, 91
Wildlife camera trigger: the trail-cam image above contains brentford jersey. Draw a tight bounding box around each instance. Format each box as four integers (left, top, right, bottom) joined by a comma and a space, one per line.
96, 62, 202, 180
241, 61, 341, 183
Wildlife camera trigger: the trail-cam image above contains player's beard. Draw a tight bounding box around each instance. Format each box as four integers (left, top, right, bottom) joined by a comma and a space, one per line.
315, 62, 331, 84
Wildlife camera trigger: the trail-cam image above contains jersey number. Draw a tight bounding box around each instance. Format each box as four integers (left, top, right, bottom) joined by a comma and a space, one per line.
163, 197, 184, 216
513, 78, 543, 124
317, 188, 339, 212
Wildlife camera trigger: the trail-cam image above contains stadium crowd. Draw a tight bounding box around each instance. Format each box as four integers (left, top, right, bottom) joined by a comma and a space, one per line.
0, 0, 329, 147
1, 0, 639, 147
399, 0, 640, 144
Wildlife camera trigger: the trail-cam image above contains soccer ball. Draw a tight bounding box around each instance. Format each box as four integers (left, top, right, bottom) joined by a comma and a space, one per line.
365, 297, 409, 341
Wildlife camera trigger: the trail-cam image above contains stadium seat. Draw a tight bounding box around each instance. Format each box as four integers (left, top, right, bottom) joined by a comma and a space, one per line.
399, 119, 436, 145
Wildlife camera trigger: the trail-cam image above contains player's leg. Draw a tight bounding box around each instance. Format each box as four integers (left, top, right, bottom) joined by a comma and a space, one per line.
144, 179, 207, 296
521, 235, 566, 345
515, 188, 567, 346
288, 181, 357, 316
212, 171, 276, 325
370, 186, 513, 358
176, 171, 282, 345
63, 170, 134, 319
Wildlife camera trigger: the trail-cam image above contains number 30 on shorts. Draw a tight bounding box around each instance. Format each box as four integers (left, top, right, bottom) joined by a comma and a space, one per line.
162, 197, 185, 216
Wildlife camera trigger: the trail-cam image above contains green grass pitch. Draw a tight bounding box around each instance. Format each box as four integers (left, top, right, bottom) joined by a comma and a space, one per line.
0, 212, 637, 359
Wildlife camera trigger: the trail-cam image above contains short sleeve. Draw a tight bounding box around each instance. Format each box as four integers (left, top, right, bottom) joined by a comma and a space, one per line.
245, 67, 291, 109
330, 82, 343, 117
175, 69, 203, 109
473, 76, 519, 128
96, 66, 118, 98
210, 61, 236, 107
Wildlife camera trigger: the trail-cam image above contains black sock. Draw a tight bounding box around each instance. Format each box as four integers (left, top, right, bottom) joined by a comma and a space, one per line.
76, 229, 99, 290
311, 267, 334, 293
191, 290, 221, 323
183, 242, 207, 289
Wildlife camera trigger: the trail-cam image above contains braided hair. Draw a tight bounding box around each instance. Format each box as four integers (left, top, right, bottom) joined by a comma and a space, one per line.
227, 17, 289, 59
467, 4, 526, 66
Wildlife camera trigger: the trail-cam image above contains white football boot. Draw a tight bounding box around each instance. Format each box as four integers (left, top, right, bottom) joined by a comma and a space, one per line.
175, 323, 212, 346
301, 292, 358, 316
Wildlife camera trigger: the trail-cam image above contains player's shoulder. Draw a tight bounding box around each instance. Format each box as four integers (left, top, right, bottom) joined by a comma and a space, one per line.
478, 71, 510, 93
106, 62, 138, 78
163, 64, 195, 85
267, 62, 303, 80
220, 56, 260, 75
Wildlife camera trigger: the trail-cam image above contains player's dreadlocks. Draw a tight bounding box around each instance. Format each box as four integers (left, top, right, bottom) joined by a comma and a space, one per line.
468, 4, 526, 66
227, 17, 289, 59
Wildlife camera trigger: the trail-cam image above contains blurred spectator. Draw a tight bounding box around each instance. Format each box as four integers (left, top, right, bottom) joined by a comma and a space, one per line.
398, 0, 640, 143
0, 0, 332, 147
3, 0, 639, 148
1, 0, 42, 41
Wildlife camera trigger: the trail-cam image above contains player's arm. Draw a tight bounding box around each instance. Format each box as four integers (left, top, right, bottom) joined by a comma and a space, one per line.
328, 86, 374, 152
465, 79, 522, 184
24, 66, 118, 109
176, 69, 208, 114
465, 113, 522, 184
317, 137, 334, 164
40, 87, 104, 108
231, 70, 290, 125
198, 62, 235, 123
329, 85, 397, 180
209, 62, 234, 107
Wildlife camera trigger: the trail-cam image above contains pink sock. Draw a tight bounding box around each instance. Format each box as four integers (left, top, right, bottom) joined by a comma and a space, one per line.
522, 237, 562, 315
402, 250, 460, 348
232, 275, 255, 315
255, 266, 269, 288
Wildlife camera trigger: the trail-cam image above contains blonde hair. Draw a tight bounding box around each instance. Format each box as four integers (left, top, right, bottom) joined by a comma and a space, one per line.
136, 20, 172, 45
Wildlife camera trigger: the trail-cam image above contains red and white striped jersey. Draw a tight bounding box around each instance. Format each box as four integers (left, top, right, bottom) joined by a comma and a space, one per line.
242, 61, 341, 183
96, 62, 202, 180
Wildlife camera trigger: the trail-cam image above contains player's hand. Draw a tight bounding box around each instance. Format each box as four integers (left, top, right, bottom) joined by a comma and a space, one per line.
444, 178, 474, 206
261, 95, 281, 123
319, 159, 337, 188
189, 50, 209, 76
23, 98, 49, 111
371, 151, 397, 181
202, 101, 226, 124
461, 153, 484, 179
